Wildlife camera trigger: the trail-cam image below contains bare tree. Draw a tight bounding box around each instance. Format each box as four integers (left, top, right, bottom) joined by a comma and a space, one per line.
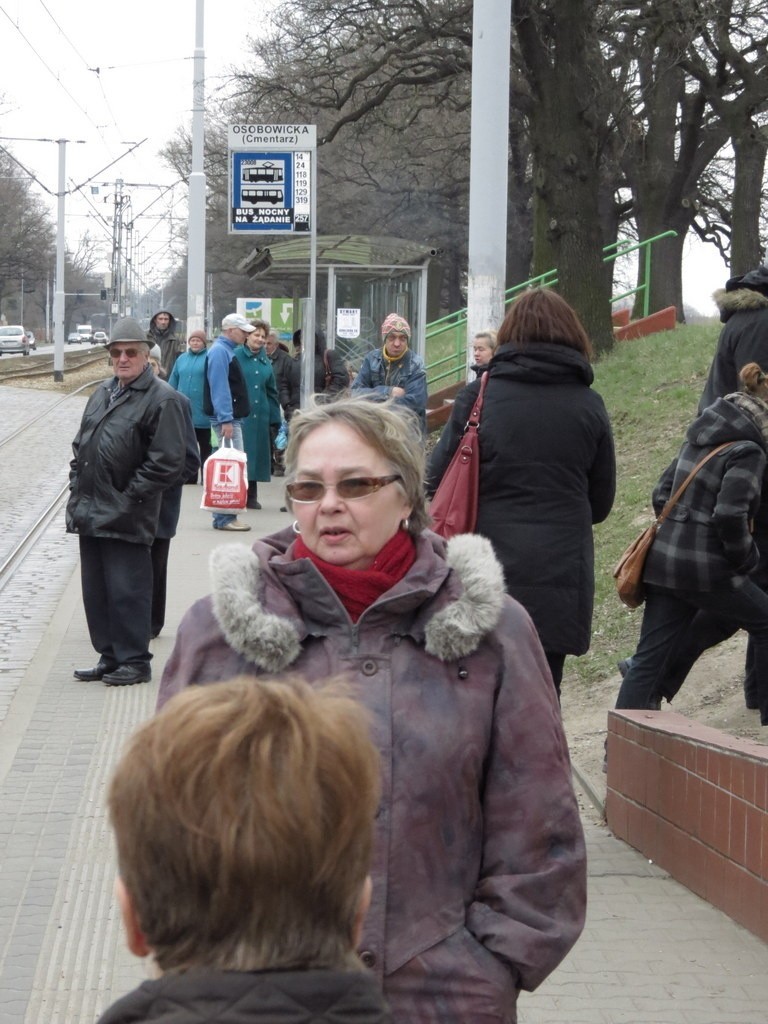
514, 0, 617, 352
0, 150, 56, 324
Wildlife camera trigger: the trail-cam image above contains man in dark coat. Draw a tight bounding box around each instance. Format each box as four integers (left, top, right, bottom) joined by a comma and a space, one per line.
147, 309, 181, 376
66, 317, 188, 685
99, 677, 389, 1024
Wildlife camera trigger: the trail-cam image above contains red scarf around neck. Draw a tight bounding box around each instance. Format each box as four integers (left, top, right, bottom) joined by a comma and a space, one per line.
293, 529, 417, 622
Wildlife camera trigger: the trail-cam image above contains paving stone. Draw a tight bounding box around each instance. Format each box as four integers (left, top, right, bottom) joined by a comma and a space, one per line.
0, 415, 767, 1022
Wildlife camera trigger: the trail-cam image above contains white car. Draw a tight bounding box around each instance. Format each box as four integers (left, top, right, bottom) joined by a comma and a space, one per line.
93, 331, 108, 344
0, 325, 29, 355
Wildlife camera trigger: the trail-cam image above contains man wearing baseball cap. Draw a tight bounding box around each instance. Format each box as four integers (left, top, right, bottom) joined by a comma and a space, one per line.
205, 314, 255, 531
66, 317, 189, 686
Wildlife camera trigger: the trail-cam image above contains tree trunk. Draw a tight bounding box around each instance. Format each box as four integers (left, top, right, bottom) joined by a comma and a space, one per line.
630, 218, 688, 321
530, 182, 556, 282
731, 126, 768, 276
516, 0, 615, 353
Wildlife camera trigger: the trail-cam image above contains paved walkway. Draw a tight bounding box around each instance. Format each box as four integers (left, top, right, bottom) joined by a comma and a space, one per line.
1, 478, 767, 1022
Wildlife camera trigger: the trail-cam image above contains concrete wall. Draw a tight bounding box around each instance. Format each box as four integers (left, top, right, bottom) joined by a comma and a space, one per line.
606, 709, 768, 943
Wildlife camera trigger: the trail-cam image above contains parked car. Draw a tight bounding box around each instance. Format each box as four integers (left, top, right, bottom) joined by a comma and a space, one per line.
67, 332, 81, 344
0, 325, 30, 355
93, 331, 108, 344
25, 330, 36, 351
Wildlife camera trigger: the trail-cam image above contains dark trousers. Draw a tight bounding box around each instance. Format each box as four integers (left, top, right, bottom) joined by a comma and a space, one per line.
544, 650, 566, 699
150, 537, 171, 638
79, 536, 152, 669
616, 580, 768, 724
656, 607, 759, 708
195, 427, 213, 478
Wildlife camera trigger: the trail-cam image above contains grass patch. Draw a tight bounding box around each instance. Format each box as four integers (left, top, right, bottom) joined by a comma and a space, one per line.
575, 320, 721, 687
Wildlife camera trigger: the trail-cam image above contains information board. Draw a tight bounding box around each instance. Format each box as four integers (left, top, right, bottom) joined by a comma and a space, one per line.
228, 124, 316, 235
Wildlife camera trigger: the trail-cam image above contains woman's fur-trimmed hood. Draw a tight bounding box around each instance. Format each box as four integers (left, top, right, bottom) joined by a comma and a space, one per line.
209, 532, 505, 672
714, 286, 768, 319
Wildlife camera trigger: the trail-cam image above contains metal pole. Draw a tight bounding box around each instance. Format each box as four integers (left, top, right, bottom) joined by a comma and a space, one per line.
466, 0, 511, 379
300, 146, 317, 408
53, 139, 66, 381
187, 0, 207, 338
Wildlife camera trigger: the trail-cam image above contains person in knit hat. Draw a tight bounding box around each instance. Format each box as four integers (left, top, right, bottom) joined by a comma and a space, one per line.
168, 329, 212, 474
351, 312, 427, 435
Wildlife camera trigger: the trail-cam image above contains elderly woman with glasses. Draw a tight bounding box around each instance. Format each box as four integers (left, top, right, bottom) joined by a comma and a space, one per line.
159, 396, 585, 1024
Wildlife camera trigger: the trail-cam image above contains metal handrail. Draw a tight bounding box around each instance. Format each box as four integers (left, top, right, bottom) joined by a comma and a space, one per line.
425, 230, 678, 391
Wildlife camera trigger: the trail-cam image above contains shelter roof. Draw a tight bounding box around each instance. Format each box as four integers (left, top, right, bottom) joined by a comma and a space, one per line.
238, 234, 441, 278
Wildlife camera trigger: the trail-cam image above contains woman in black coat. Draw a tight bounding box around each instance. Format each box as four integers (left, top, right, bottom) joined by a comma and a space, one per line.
428, 288, 616, 695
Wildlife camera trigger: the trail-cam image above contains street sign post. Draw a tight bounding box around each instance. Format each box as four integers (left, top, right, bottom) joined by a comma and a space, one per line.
228, 125, 316, 236
229, 124, 317, 406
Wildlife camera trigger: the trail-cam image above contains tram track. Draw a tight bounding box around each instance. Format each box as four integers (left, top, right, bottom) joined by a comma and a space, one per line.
0, 482, 70, 594
0, 350, 107, 384
0, 380, 95, 454
0, 380, 96, 601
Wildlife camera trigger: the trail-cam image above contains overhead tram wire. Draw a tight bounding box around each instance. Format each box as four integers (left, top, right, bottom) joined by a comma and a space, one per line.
0, 3, 106, 137
0, 140, 59, 196
3, 5, 175, 179
35, 0, 128, 153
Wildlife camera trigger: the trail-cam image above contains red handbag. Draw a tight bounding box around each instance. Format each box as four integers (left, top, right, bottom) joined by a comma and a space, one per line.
429, 373, 488, 538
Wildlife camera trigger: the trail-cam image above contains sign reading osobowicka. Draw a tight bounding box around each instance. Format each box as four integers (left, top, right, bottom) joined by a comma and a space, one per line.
228, 124, 317, 234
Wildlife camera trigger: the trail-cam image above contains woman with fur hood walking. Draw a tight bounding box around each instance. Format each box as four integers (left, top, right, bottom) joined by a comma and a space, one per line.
158, 397, 586, 1024
700, 264, 768, 408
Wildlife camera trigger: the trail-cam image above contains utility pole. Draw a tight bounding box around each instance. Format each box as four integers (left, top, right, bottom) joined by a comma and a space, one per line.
466, 0, 511, 378
53, 139, 67, 381
0, 136, 85, 379
187, 0, 207, 336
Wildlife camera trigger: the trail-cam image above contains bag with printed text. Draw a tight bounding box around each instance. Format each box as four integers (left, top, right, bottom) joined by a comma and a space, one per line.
200, 439, 248, 512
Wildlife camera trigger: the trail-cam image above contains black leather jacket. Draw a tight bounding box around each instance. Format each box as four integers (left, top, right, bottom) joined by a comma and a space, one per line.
66, 367, 188, 546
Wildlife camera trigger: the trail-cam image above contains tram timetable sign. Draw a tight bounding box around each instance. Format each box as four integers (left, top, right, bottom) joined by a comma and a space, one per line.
228, 124, 316, 234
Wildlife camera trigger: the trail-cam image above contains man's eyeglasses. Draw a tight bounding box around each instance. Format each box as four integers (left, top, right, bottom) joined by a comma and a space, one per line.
286, 475, 402, 503
109, 347, 143, 359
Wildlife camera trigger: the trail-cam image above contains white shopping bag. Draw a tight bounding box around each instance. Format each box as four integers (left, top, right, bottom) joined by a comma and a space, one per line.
200, 441, 248, 512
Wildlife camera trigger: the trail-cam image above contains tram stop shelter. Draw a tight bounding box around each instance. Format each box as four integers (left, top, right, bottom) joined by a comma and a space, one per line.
237, 234, 441, 370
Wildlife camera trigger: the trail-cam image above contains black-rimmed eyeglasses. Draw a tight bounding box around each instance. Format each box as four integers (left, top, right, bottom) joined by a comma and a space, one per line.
286, 474, 402, 503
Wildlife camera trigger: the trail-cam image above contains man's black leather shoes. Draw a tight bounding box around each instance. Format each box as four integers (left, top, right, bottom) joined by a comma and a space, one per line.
74, 661, 115, 682
102, 665, 152, 686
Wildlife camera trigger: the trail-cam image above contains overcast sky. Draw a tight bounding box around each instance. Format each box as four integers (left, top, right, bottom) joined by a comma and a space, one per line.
0, 0, 730, 314
0, 0, 265, 285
